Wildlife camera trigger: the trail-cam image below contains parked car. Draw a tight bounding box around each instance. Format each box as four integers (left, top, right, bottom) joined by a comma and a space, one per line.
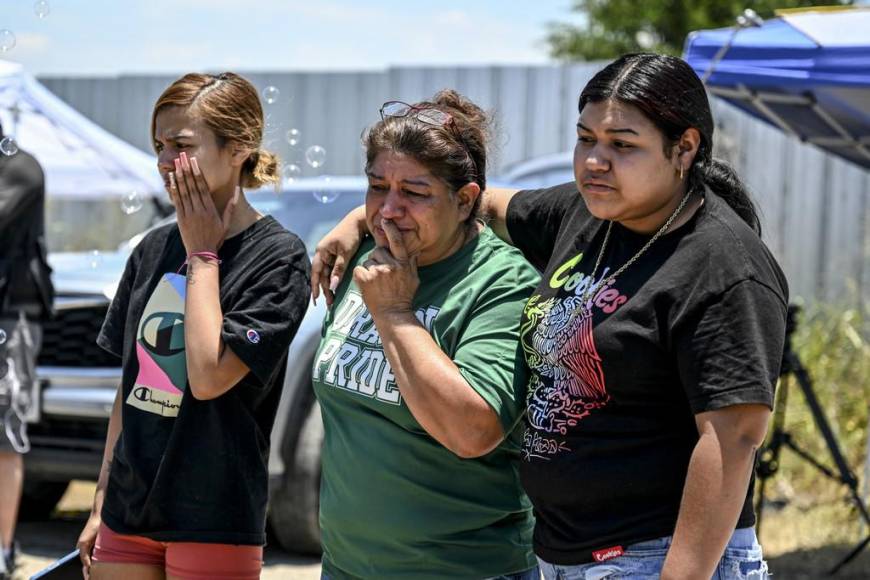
26, 177, 368, 554
498, 151, 574, 190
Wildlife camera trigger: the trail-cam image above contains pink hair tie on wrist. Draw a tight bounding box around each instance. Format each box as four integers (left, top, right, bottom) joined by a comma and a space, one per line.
177, 251, 222, 274
188, 251, 221, 263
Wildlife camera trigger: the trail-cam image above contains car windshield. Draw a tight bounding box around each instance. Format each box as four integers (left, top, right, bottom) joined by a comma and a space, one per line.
248, 189, 366, 251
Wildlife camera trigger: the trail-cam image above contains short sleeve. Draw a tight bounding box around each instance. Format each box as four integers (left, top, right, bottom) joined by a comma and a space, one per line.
675, 279, 787, 414
97, 250, 140, 358
505, 182, 579, 270
452, 258, 539, 434
221, 238, 311, 387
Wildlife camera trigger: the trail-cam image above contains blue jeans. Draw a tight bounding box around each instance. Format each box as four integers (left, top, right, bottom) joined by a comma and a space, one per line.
538, 528, 768, 580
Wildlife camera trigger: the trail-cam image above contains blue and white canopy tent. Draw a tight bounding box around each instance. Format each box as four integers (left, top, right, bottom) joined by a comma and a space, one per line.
684, 7, 870, 170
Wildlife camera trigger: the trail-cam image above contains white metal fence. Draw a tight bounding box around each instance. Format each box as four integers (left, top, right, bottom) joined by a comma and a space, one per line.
38, 65, 870, 304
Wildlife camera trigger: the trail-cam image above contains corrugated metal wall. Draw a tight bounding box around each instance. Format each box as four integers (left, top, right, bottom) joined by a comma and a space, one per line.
711, 98, 870, 306
39, 65, 607, 176
39, 65, 869, 304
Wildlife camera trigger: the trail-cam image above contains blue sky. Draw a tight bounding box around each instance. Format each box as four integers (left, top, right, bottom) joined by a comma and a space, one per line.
2, 1, 583, 76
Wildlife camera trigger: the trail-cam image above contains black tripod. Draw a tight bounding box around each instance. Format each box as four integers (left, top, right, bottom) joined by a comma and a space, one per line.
755, 305, 870, 575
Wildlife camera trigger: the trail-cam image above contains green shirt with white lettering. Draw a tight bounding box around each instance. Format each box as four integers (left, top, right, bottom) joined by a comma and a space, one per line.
313, 227, 539, 580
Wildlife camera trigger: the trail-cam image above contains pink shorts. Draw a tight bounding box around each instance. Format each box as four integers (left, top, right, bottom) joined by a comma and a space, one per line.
91, 523, 263, 580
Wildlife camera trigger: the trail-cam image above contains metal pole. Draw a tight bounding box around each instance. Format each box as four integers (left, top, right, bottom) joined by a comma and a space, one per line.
700, 9, 764, 84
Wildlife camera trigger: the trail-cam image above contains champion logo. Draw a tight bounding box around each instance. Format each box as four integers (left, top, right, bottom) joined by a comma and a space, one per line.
592, 545, 624, 563
246, 329, 261, 344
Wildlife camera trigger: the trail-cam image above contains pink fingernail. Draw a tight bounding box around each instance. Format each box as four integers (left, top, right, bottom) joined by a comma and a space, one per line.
191, 157, 200, 176
330, 276, 339, 292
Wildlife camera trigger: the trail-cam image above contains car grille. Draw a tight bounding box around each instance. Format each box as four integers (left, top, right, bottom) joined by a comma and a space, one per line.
27, 416, 108, 450
38, 304, 120, 368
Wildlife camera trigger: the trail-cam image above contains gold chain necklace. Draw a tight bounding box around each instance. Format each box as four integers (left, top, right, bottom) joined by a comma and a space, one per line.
579, 191, 693, 308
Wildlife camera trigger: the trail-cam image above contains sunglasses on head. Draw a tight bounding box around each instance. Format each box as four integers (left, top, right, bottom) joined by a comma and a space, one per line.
379, 101, 455, 127
378, 100, 479, 180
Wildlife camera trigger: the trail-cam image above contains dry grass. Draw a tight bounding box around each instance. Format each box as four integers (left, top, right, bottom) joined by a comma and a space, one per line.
761, 499, 870, 579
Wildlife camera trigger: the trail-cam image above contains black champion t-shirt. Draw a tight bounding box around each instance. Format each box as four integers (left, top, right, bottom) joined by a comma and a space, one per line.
97, 216, 310, 545
507, 183, 788, 565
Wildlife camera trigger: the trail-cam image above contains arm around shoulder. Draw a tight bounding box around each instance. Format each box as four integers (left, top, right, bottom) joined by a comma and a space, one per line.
311, 204, 367, 305
480, 188, 518, 244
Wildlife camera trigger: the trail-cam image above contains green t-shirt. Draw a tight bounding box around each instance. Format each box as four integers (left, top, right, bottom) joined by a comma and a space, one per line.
312, 227, 539, 580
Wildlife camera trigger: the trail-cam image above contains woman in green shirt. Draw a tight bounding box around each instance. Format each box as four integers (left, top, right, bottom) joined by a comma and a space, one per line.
309, 90, 539, 580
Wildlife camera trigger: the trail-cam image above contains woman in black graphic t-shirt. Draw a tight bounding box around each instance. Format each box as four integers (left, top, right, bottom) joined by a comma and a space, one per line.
490, 54, 786, 580
312, 54, 786, 579
76, 73, 310, 580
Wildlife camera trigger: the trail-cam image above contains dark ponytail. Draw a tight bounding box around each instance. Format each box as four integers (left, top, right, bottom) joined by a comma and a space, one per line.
694, 157, 760, 234
580, 53, 761, 236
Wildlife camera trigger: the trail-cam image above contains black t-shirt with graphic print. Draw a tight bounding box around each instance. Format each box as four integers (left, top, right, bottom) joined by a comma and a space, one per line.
507, 182, 788, 565
97, 216, 310, 545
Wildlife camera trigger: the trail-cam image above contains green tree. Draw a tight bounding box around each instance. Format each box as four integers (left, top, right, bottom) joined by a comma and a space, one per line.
547, 1, 853, 61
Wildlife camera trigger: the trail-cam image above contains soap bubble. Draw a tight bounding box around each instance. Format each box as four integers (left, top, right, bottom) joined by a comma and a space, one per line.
34, 0, 50, 19
312, 176, 340, 204
0, 137, 18, 156
0, 329, 6, 346
285, 128, 300, 147
262, 86, 280, 105
0, 30, 15, 53
121, 191, 144, 215
89, 250, 103, 270
282, 163, 302, 185
305, 145, 326, 169
264, 113, 280, 136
